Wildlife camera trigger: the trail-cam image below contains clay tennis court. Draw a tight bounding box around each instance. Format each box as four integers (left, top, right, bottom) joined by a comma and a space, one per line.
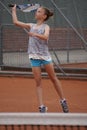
0, 76, 87, 113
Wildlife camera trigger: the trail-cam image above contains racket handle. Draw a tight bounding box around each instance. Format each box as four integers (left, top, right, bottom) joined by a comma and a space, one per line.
8, 4, 15, 7
8, 4, 20, 9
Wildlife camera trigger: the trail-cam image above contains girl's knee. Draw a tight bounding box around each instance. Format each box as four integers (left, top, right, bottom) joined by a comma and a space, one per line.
50, 75, 58, 83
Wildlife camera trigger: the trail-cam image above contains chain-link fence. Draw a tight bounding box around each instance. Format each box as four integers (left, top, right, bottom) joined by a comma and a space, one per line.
0, 0, 87, 68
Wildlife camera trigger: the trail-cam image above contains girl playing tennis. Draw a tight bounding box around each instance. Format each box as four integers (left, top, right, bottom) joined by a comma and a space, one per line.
12, 5, 69, 113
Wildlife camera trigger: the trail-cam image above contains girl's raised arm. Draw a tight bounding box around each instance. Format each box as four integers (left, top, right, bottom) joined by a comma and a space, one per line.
12, 5, 32, 29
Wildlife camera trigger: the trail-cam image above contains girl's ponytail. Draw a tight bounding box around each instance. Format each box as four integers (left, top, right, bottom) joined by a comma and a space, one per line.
42, 7, 54, 21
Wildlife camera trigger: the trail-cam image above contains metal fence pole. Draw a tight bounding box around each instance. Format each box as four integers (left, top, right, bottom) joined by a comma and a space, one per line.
0, 25, 3, 65
0, 2, 4, 66
66, 2, 70, 63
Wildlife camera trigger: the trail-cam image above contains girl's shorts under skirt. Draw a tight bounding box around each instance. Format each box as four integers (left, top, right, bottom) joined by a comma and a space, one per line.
30, 59, 52, 67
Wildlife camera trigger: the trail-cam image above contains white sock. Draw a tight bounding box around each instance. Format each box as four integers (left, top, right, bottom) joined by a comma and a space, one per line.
39, 105, 44, 108
60, 98, 66, 103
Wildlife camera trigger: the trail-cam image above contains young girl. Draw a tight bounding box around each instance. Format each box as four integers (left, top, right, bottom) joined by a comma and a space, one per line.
12, 5, 69, 113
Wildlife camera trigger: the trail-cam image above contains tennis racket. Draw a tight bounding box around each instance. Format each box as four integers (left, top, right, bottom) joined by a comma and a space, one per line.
8, 3, 40, 12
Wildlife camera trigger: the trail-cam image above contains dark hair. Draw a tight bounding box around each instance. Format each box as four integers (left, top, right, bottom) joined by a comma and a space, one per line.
42, 7, 54, 21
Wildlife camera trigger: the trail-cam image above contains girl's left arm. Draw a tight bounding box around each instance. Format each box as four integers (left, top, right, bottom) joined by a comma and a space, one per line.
28, 25, 50, 40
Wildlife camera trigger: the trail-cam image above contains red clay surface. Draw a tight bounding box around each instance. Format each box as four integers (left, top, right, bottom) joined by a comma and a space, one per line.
0, 76, 87, 113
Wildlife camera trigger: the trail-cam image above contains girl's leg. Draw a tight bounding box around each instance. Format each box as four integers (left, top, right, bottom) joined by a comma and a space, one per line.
32, 67, 43, 106
32, 66, 48, 112
44, 63, 64, 100
44, 63, 69, 112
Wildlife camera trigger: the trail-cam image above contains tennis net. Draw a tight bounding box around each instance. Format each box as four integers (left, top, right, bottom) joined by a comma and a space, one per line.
0, 113, 87, 130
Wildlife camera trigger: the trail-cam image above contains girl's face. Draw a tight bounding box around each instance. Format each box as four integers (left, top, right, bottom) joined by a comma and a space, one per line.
35, 7, 46, 21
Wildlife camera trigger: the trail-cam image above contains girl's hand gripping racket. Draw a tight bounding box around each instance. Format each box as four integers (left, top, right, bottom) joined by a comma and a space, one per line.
8, 3, 40, 12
